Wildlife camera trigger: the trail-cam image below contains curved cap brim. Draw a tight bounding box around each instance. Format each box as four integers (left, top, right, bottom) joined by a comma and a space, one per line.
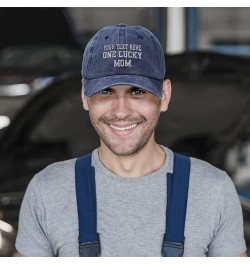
83, 75, 163, 98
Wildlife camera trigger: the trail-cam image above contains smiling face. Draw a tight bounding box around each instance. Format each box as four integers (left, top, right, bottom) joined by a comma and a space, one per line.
82, 81, 171, 157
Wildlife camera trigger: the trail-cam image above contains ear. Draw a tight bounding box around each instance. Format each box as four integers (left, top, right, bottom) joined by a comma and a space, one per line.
81, 83, 89, 111
160, 79, 172, 112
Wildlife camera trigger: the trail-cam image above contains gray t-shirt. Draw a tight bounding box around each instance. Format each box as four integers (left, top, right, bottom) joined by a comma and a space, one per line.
15, 147, 246, 256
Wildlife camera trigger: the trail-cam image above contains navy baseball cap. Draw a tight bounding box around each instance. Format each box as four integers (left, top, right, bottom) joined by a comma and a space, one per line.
81, 24, 165, 98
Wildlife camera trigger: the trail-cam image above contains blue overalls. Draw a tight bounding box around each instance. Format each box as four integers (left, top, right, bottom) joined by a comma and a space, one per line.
75, 152, 190, 257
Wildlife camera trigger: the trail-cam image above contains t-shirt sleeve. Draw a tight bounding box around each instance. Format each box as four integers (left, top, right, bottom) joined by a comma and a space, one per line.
15, 175, 55, 256
207, 173, 247, 256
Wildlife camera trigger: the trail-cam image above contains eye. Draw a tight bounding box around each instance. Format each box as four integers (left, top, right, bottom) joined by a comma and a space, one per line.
99, 88, 111, 95
131, 87, 147, 95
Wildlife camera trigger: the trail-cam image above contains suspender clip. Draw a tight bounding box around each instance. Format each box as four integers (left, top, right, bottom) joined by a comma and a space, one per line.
79, 241, 101, 257
161, 241, 184, 257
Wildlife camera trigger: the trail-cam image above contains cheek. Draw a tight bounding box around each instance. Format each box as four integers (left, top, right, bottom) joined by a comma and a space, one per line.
88, 96, 161, 122
136, 100, 161, 119
88, 107, 102, 125
88, 100, 111, 121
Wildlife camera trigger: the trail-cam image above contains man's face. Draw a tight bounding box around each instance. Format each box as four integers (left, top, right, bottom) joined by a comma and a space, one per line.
82, 83, 171, 156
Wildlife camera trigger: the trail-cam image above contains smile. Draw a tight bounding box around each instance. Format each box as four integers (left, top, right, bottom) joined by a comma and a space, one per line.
109, 123, 137, 131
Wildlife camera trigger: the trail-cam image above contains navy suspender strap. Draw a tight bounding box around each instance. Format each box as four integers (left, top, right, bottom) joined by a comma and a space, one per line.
75, 152, 190, 257
161, 153, 191, 257
75, 153, 101, 257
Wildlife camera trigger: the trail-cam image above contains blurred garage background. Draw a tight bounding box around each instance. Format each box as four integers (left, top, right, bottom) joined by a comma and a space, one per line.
0, 7, 249, 256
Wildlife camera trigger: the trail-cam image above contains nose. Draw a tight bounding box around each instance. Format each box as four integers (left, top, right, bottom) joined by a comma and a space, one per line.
111, 97, 132, 119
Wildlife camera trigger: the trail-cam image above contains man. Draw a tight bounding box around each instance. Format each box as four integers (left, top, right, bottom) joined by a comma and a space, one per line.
15, 24, 247, 257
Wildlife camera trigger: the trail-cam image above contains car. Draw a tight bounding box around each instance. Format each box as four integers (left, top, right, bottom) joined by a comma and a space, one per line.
0, 7, 83, 256
0, 52, 249, 256
0, 7, 83, 130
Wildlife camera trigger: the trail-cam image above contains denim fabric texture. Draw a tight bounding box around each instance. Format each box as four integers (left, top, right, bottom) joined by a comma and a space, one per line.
81, 24, 165, 98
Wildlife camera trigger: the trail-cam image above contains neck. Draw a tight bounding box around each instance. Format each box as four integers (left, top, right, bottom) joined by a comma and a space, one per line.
98, 136, 166, 178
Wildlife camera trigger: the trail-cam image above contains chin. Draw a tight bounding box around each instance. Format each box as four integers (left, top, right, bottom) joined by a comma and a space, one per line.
107, 143, 146, 157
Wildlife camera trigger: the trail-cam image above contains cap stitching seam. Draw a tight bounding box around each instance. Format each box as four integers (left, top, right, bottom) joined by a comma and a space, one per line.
87, 29, 105, 74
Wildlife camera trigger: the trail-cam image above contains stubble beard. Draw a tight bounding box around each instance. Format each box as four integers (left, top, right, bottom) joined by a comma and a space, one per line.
89, 112, 160, 157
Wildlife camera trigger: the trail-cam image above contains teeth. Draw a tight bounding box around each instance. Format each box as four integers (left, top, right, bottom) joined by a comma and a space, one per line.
110, 124, 137, 131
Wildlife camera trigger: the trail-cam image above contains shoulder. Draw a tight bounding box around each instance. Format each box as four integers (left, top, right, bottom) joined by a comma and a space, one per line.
29, 158, 77, 195
188, 156, 237, 207
190, 156, 230, 186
